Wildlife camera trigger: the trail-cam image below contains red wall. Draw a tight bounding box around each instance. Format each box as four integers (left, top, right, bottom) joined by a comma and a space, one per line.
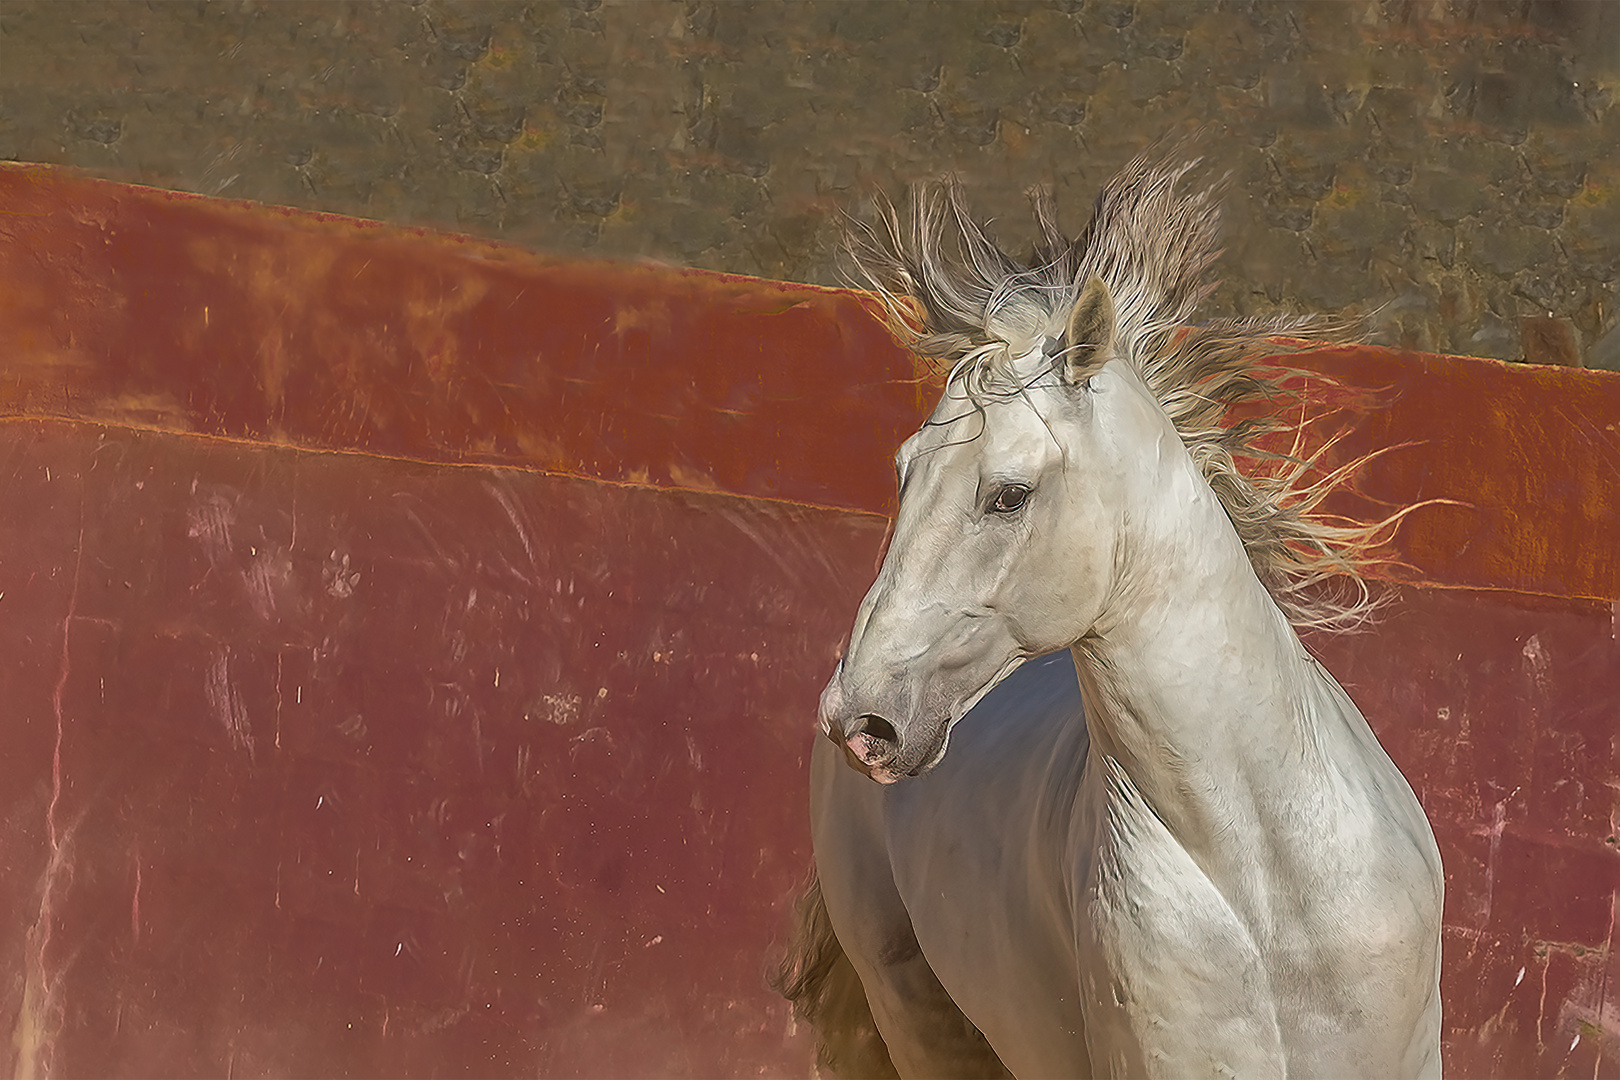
1, 164, 1617, 1077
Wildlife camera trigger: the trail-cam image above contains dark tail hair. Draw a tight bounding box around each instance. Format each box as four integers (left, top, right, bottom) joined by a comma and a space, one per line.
771, 868, 900, 1079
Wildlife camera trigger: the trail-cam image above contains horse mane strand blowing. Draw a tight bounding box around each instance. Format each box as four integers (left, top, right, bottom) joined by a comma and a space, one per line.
843, 150, 1392, 631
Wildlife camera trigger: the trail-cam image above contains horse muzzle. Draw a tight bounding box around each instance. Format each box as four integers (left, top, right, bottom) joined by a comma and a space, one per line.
819, 671, 942, 784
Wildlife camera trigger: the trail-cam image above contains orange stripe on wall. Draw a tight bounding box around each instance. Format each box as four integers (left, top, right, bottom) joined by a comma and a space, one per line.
1290, 347, 1620, 603
0, 164, 928, 515
3, 163, 1616, 601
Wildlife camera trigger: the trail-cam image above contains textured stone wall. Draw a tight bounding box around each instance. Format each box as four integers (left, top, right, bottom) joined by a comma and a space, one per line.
3, 0, 1617, 367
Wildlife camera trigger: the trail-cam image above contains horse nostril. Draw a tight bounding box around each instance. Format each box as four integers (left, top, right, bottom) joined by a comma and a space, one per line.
841, 713, 902, 775
852, 714, 898, 744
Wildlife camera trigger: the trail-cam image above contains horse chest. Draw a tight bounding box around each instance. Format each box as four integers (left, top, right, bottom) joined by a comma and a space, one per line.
1074, 767, 1288, 1078
1073, 753, 1443, 1079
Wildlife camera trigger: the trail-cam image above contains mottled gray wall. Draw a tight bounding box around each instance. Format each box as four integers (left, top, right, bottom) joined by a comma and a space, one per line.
3, 0, 1618, 366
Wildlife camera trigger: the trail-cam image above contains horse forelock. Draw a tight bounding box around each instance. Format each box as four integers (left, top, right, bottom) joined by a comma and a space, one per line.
847, 147, 1386, 632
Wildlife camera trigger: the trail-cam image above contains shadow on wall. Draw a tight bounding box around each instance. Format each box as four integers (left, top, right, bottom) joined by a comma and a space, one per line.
0, 0, 1616, 367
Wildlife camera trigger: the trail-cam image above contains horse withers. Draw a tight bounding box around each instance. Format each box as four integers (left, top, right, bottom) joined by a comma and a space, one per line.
776, 152, 1444, 1079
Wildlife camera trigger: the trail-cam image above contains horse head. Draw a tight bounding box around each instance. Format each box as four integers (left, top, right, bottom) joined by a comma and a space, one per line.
821, 274, 1193, 783
819, 153, 1363, 784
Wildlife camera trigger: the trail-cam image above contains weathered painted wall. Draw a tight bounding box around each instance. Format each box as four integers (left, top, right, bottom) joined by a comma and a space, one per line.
0, 423, 873, 1077
2, 0, 1618, 368
1, 168, 1618, 1077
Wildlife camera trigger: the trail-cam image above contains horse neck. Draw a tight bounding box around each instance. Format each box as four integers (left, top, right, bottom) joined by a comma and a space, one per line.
1069, 454, 1351, 876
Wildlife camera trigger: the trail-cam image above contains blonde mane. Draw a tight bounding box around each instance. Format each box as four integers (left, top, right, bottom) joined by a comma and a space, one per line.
845, 150, 1388, 630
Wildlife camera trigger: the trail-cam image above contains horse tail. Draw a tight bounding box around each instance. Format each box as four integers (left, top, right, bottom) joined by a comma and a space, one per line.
772, 866, 900, 1080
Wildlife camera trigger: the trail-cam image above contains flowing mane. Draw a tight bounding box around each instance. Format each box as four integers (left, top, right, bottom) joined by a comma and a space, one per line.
844, 150, 1387, 630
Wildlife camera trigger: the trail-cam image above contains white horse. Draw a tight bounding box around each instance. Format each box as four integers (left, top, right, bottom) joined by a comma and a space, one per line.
775, 153, 1444, 1079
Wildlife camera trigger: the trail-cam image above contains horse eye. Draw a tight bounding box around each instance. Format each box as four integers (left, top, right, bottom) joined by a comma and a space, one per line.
988, 484, 1031, 514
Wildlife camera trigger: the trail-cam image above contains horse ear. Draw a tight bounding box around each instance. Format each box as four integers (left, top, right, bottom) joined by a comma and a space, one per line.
1061, 276, 1117, 384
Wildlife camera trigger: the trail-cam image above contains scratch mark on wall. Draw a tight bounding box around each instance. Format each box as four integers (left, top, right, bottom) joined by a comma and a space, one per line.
1538, 952, 1551, 1049
12, 496, 86, 1079
1484, 787, 1521, 930
487, 479, 541, 577
205, 649, 255, 758
243, 543, 292, 620
289, 456, 299, 553
1522, 634, 1550, 696
396, 497, 458, 569
274, 652, 284, 751
186, 490, 236, 569
131, 850, 142, 945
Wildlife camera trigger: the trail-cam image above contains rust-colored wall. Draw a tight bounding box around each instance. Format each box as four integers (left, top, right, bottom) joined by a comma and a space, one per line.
2, 167, 1619, 1077
0, 423, 877, 1077
0, 165, 928, 512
